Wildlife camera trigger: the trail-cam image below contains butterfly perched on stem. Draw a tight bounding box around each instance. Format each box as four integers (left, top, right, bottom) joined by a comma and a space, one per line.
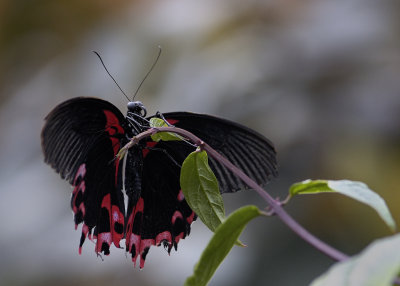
41, 97, 277, 268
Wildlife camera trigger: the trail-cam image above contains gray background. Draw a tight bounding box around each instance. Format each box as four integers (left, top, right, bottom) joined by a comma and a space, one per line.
1, 0, 399, 285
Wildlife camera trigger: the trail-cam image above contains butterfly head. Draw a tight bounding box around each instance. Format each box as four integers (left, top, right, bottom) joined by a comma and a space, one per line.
127, 101, 147, 117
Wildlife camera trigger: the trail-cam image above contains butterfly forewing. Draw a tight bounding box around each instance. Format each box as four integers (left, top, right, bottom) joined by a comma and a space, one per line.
155, 112, 278, 193
41, 97, 127, 254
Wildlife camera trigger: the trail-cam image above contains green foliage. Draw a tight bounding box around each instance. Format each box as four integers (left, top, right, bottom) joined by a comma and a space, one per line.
149, 117, 183, 142
289, 179, 396, 231
180, 150, 225, 232
311, 233, 400, 286
185, 205, 263, 286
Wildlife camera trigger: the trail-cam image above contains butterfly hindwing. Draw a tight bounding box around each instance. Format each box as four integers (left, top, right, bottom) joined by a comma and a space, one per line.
125, 140, 196, 268
41, 97, 127, 255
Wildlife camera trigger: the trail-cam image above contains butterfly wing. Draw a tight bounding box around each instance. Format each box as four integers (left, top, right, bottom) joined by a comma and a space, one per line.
125, 139, 196, 268
41, 97, 127, 255
157, 112, 278, 193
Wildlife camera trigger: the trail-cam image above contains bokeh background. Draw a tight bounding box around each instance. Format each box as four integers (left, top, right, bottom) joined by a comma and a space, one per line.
1, 0, 400, 285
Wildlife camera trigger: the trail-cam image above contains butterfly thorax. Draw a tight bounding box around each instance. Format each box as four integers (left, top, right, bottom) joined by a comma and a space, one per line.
126, 101, 149, 135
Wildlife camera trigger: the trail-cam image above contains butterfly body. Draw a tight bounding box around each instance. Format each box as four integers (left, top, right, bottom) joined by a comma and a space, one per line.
41, 97, 277, 268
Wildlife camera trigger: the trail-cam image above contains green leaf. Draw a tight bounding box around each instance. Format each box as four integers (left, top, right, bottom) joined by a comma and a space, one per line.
289, 179, 332, 196
149, 117, 182, 142
180, 150, 225, 231
289, 179, 396, 232
185, 205, 263, 286
310, 233, 400, 286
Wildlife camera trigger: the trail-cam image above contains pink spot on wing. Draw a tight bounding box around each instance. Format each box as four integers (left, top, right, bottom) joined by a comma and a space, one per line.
187, 211, 196, 224
156, 231, 172, 246
172, 210, 183, 224
111, 205, 124, 247
113, 210, 120, 221
71, 180, 85, 214
177, 189, 185, 201
71, 164, 86, 215
96, 232, 112, 254
174, 232, 184, 244
73, 164, 86, 184
128, 233, 141, 267
140, 239, 155, 253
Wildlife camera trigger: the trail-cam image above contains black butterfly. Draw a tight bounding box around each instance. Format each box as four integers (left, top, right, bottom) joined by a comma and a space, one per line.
41, 97, 277, 268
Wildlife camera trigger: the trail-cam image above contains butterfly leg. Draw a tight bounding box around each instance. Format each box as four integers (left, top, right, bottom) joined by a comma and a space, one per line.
144, 146, 182, 168
155, 111, 174, 127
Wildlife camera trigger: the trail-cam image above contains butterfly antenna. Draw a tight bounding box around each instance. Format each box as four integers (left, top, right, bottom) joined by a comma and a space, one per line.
132, 46, 162, 101
93, 51, 131, 102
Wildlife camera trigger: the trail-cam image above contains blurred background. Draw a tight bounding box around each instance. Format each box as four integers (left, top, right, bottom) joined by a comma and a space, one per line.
1, 0, 399, 285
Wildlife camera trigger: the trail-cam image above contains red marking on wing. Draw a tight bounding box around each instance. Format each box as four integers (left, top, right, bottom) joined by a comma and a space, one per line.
79, 224, 89, 255
126, 197, 145, 267
98, 194, 124, 250
100, 194, 111, 209
95, 194, 112, 254
103, 110, 125, 134
142, 141, 157, 157
110, 138, 120, 156
134, 197, 144, 213
166, 119, 178, 125
114, 158, 120, 186
103, 110, 125, 155
127, 199, 144, 227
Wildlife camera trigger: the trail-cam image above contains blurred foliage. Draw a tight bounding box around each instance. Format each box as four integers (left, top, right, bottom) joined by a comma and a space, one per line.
0, 0, 132, 101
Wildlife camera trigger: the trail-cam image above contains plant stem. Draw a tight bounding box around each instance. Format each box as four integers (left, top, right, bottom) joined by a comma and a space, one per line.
125, 126, 349, 261
205, 143, 349, 261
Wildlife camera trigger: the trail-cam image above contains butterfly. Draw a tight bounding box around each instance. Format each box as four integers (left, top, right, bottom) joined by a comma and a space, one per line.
41, 97, 278, 268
